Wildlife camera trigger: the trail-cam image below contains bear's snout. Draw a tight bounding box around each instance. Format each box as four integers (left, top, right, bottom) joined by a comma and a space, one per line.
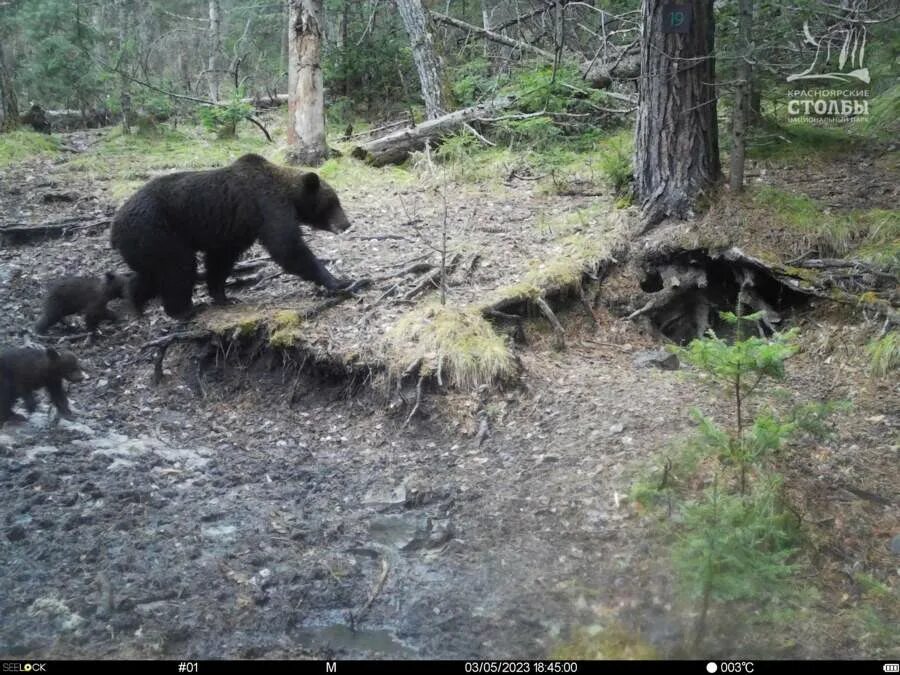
329, 212, 352, 234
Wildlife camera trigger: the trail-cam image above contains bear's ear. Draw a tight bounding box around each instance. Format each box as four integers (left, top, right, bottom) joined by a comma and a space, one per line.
46, 347, 60, 360
302, 172, 321, 192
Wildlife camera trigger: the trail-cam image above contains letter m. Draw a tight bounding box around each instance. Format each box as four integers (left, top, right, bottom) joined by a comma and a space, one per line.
326, 663, 337, 673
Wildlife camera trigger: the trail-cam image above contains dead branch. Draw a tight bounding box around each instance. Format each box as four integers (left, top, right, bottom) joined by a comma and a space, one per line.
351, 554, 390, 629
370, 262, 435, 284
431, 11, 556, 59
402, 253, 462, 301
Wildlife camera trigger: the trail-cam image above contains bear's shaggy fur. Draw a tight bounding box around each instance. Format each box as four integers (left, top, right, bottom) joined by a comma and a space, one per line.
110, 153, 356, 318
34, 272, 130, 333
0, 347, 84, 425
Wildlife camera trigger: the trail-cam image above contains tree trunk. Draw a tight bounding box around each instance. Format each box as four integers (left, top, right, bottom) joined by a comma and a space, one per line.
208, 0, 222, 102
341, 0, 350, 98
287, 0, 327, 166
729, 0, 753, 193
117, 0, 132, 134
396, 0, 445, 120
480, 0, 491, 60
634, 0, 721, 228
281, 0, 290, 77
0, 42, 19, 132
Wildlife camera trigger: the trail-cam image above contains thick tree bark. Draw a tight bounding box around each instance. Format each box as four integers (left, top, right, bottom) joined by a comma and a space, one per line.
0, 42, 19, 132
397, 0, 445, 120
117, 0, 132, 134
729, 0, 753, 193
634, 0, 721, 228
287, 0, 327, 166
208, 0, 222, 102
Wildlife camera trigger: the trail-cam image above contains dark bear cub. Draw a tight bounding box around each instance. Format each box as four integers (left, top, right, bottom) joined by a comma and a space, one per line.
111, 153, 362, 320
0, 347, 85, 425
34, 272, 130, 334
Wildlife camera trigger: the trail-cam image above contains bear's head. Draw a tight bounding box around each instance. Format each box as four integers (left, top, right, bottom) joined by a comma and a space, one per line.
47, 348, 85, 383
102, 271, 132, 301
294, 172, 352, 235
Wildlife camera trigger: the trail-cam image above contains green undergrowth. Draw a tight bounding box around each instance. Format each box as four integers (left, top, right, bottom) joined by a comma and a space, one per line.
625, 317, 845, 654
751, 186, 900, 270
747, 122, 854, 162
414, 121, 634, 195
317, 154, 416, 191
60, 124, 270, 202
0, 129, 60, 166
860, 83, 900, 138
866, 330, 900, 377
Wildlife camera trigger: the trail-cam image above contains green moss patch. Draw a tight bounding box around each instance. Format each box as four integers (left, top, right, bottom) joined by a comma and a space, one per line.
384, 304, 516, 389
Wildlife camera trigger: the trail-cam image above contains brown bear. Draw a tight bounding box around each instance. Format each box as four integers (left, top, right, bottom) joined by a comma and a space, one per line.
34, 272, 130, 334
109, 153, 361, 319
0, 347, 85, 425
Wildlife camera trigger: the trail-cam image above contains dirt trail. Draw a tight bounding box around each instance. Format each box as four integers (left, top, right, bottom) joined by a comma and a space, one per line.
1, 135, 896, 659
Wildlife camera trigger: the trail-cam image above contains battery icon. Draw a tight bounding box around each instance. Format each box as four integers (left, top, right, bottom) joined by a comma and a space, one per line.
884, 664, 899, 672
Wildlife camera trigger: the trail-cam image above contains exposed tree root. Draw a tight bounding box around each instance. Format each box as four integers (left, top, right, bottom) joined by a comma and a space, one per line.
402, 375, 425, 429
534, 296, 566, 349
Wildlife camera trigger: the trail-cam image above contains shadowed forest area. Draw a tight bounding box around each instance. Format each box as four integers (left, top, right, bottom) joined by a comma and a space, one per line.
0, 0, 897, 662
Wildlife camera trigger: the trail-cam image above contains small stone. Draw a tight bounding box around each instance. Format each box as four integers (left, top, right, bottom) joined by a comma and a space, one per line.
633, 349, 680, 370
7, 525, 27, 542
609, 423, 625, 434
890, 534, 900, 556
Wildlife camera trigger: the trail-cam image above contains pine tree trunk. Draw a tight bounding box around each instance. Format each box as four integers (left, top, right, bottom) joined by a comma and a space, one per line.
287, 0, 327, 166
481, 0, 491, 60
729, 0, 753, 193
634, 0, 721, 228
396, 0, 445, 120
208, 0, 222, 102
117, 0, 132, 134
0, 43, 19, 132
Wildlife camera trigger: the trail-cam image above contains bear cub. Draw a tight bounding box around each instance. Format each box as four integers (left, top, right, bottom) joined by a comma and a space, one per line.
34, 272, 130, 334
0, 347, 85, 425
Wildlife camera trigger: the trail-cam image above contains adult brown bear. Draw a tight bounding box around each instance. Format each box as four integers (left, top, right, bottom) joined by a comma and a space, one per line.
110, 153, 359, 319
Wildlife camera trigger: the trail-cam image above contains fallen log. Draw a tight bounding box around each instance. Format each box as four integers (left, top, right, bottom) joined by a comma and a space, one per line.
350, 96, 516, 166
240, 93, 289, 108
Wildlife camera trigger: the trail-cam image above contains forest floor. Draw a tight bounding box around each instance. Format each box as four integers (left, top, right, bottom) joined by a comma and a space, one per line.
0, 124, 897, 659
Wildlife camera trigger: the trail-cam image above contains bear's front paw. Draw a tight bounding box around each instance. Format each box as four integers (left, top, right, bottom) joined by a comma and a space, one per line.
212, 296, 240, 307
327, 278, 371, 295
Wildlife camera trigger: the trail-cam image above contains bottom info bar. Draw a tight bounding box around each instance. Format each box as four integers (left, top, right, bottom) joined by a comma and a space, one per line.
2, 661, 899, 674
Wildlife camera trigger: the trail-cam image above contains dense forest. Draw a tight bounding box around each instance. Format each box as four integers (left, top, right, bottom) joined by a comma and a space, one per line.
0, 0, 897, 663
